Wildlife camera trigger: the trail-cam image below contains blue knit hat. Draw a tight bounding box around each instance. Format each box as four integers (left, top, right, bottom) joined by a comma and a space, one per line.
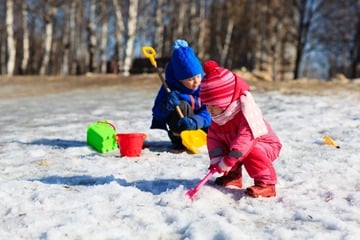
167, 39, 203, 81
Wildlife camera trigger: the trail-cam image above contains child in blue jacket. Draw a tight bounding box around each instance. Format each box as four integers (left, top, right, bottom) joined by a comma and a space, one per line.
150, 39, 211, 149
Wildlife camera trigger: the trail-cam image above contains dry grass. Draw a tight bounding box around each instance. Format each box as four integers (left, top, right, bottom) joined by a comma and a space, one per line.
1, 74, 359, 99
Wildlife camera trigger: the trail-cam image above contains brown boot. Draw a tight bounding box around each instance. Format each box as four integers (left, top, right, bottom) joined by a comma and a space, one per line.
215, 164, 242, 188
245, 182, 276, 198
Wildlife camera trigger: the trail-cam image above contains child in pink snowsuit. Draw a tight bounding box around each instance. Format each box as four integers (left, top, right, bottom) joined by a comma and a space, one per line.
200, 60, 282, 198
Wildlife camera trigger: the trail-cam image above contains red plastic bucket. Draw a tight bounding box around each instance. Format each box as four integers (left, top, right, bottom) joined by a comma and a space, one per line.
116, 133, 147, 157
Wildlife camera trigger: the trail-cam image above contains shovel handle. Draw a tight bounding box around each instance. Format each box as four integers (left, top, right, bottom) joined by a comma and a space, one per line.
142, 46, 184, 118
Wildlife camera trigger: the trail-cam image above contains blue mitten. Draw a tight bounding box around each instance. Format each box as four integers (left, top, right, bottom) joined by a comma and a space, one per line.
177, 117, 197, 131
166, 91, 181, 111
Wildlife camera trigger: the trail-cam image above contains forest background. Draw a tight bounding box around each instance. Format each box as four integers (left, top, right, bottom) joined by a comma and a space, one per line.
1, 0, 359, 81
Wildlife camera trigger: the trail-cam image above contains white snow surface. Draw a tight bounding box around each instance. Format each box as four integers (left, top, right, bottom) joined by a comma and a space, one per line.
0, 82, 359, 240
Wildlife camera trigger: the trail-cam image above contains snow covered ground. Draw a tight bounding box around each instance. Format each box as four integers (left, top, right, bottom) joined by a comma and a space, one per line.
0, 80, 359, 239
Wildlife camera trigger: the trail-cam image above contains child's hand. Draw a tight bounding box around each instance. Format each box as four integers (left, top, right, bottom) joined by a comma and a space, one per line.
209, 156, 222, 170
177, 117, 197, 131
166, 91, 181, 111
215, 161, 233, 174
210, 156, 237, 174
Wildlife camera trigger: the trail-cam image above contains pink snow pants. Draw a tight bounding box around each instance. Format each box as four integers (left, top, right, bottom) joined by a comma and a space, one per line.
242, 141, 282, 185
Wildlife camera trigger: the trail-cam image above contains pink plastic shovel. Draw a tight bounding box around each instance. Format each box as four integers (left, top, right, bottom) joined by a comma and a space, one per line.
185, 168, 217, 200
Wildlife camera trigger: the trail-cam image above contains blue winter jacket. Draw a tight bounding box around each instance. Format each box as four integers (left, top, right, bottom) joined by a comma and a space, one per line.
150, 62, 211, 131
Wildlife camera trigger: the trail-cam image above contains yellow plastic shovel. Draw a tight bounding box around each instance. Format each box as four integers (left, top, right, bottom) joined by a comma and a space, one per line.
142, 46, 207, 154
323, 135, 340, 148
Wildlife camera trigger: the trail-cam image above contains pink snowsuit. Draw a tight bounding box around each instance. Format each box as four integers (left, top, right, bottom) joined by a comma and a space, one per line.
207, 97, 282, 185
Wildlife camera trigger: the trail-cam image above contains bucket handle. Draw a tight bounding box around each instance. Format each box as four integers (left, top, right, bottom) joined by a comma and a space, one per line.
97, 121, 116, 130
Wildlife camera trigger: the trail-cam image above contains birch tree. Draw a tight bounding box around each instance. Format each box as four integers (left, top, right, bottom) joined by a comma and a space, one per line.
40, 2, 57, 75
122, 0, 139, 76
0, 32, 5, 74
176, 0, 187, 37
351, 13, 360, 78
87, 0, 97, 73
219, 17, 234, 67
99, 22, 108, 73
0, 3, 6, 74
197, 0, 207, 59
6, 0, 15, 75
69, 1, 78, 74
112, 0, 125, 73
155, 0, 165, 56
61, 3, 70, 75
99, 2, 109, 73
21, 0, 30, 74
294, 0, 329, 79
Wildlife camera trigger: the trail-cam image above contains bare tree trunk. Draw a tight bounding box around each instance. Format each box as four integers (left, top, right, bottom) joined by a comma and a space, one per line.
70, 1, 78, 75
214, 3, 226, 58
187, 0, 197, 43
219, 19, 234, 67
197, 0, 207, 59
1, 20, 6, 74
112, 0, 125, 73
99, 16, 108, 73
99, 27, 108, 73
21, 1, 30, 74
40, 4, 57, 75
62, 43, 70, 75
259, 1, 269, 72
295, 0, 315, 79
77, 1, 87, 74
1, 35, 6, 74
155, 0, 165, 55
61, 3, 70, 75
0, 0, 4, 73
350, 6, 360, 78
123, 0, 139, 76
87, 0, 97, 73
271, 22, 280, 81
177, 1, 186, 37
6, 0, 16, 75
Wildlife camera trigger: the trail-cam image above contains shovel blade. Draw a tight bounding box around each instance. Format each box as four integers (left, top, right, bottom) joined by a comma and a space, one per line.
180, 129, 207, 154
185, 189, 197, 200
185, 168, 216, 200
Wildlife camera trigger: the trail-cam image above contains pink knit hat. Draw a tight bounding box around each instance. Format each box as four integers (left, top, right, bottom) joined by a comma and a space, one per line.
200, 60, 236, 109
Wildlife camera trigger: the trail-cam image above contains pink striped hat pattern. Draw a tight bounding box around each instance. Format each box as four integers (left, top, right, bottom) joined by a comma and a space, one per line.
200, 60, 236, 110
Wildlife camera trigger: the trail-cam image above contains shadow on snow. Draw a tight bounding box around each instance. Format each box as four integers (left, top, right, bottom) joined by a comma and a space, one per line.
20, 138, 183, 154
23, 138, 87, 149
31, 174, 199, 195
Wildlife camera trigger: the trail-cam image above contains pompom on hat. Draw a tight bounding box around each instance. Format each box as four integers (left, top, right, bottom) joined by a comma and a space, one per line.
200, 60, 236, 109
166, 40, 203, 81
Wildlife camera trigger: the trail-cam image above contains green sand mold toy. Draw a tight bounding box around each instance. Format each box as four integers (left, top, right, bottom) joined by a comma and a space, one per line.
87, 121, 118, 153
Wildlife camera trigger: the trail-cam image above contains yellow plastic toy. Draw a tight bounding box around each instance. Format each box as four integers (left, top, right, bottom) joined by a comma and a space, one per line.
180, 130, 207, 154
323, 135, 340, 149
